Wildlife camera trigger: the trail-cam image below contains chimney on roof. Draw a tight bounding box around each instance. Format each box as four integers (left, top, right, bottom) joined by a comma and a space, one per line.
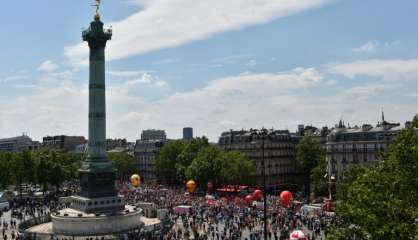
382, 109, 385, 123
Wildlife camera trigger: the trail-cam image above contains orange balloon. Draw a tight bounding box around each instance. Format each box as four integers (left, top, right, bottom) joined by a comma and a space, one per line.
186, 180, 196, 193
131, 174, 141, 188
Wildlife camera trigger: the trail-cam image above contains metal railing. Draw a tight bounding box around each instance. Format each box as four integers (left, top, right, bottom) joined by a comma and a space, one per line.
18, 215, 51, 234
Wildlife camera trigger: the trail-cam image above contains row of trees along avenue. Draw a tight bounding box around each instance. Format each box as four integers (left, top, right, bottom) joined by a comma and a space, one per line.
0, 149, 133, 193
156, 137, 256, 189
295, 134, 328, 199
0, 149, 81, 193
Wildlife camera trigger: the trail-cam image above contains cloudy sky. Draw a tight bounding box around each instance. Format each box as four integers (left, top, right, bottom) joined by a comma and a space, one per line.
0, 0, 417, 142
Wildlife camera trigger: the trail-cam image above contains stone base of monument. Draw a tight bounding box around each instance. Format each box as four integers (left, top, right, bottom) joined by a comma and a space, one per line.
70, 195, 125, 213
50, 205, 142, 236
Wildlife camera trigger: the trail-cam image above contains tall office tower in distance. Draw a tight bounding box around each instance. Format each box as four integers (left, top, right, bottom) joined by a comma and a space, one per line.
183, 127, 193, 140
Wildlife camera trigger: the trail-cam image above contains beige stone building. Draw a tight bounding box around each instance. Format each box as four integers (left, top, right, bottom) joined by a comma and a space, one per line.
134, 130, 168, 183
326, 119, 404, 181
218, 129, 300, 192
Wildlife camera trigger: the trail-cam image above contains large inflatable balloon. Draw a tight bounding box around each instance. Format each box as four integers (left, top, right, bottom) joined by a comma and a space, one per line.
290, 230, 307, 240
130, 174, 141, 188
280, 190, 293, 208
253, 189, 263, 201
245, 195, 254, 205
186, 180, 197, 194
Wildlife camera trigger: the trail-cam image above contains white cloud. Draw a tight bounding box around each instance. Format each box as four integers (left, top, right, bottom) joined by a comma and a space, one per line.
109, 72, 169, 97
0, 79, 88, 140
203, 67, 323, 95
155, 81, 168, 87
353, 40, 401, 53
341, 83, 400, 101
38, 60, 59, 72
12, 84, 39, 89
326, 59, 418, 81
1, 75, 29, 83
153, 58, 179, 65
107, 70, 154, 77
353, 40, 378, 53
2, 59, 416, 142
64, 0, 332, 65
245, 59, 257, 68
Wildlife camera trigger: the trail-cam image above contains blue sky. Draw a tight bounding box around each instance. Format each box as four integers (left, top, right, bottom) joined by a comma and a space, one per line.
0, 0, 417, 141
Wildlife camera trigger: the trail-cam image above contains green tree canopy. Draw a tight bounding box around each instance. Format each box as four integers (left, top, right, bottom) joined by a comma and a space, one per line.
412, 114, 418, 128
157, 137, 255, 189
156, 140, 187, 185
295, 135, 326, 198
108, 152, 134, 181
0, 151, 13, 189
185, 145, 223, 189
176, 137, 209, 182
220, 151, 256, 186
185, 146, 256, 190
1, 149, 81, 193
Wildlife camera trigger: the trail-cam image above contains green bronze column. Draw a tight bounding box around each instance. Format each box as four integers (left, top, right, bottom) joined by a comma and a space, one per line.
84, 15, 111, 167
77, 14, 119, 202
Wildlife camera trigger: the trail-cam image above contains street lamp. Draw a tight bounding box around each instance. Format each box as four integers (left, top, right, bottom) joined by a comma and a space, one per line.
251, 128, 269, 240
326, 160, 335, 200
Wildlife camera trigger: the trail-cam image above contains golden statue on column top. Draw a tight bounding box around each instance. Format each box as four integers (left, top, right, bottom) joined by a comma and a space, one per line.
92, 0, 101, 18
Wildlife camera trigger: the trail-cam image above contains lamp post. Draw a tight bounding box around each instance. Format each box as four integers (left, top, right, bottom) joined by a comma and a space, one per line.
327, 160, 335, 200
261, 130, 268, 240
251, 128, 268, 240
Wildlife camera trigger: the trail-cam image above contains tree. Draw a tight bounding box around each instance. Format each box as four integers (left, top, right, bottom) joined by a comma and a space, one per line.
413, 114, 418, 128
48, 150, 67, 192
158, 136, 255, 188
185, 145, 224, 189
310, 156, 328, 197
176, 137, 209, 182
0, 152, 13, 189
328, 127, 418, 239
10, 152, 26, 196
108, 152, 133, 181
21, 150, 36, 185
295, 135, 325, 199
156, 140, 187, 185
35, 155, 52, 193
185, 146, 256, 190
220, 151, 256, 186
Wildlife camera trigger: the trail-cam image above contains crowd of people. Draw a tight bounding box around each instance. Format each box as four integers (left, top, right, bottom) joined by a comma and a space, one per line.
121, 184, 338, 240
0, 183, 338, 240
0, 192, 61, 240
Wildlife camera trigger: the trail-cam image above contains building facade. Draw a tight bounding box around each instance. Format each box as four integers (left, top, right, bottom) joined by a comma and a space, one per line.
0, 135, 40, 153
326, 119, 403, 181
218, 129, 300, 192
291, 125, 330, 147
42, 135, 87, 152
106, 138, 127, 151
134, 130, 168, 183
140, 130, 166, 141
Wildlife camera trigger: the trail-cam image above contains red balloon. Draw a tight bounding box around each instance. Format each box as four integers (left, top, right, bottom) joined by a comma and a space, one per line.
253, 189, 263, 201
280, 191, 293, 208
245, 195, 254, 205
